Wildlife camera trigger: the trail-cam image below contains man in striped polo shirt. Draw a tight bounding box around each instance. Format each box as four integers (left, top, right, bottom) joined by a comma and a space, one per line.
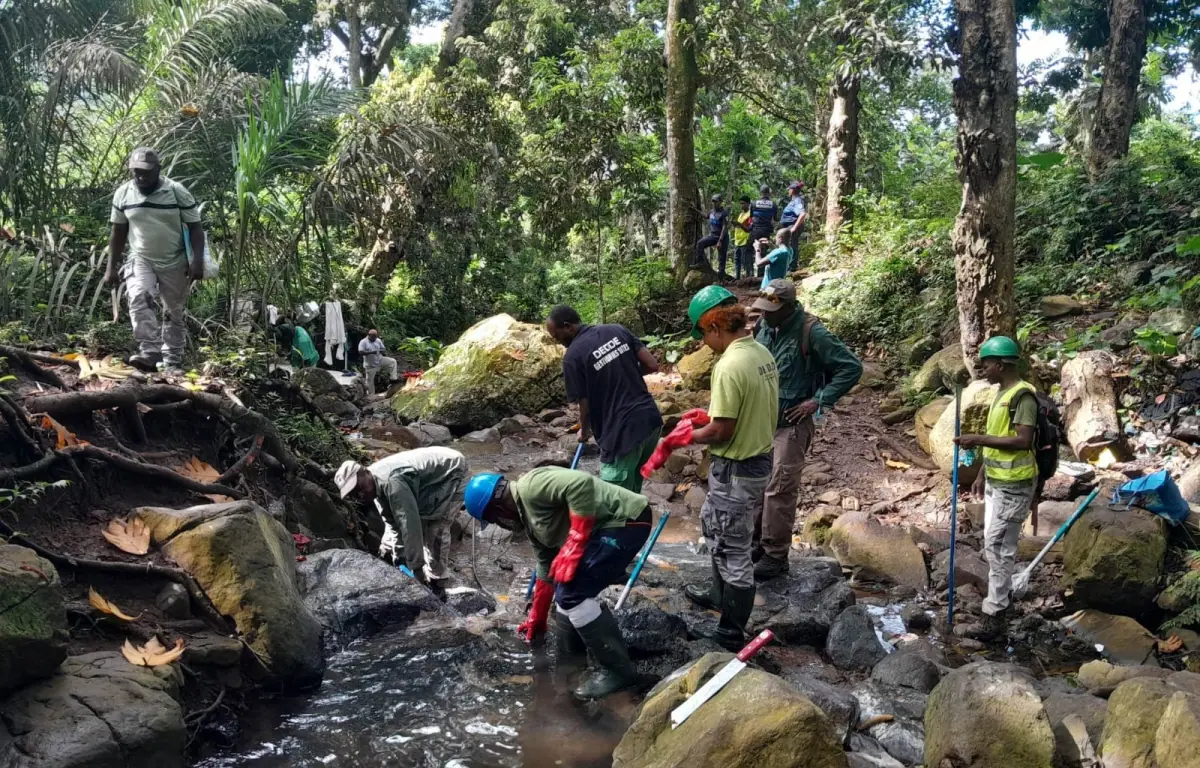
105, 148, 206, 372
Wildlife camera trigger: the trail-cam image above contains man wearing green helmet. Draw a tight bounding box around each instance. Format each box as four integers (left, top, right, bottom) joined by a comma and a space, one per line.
953, 335, 1038, 638
677, 285, 780, 650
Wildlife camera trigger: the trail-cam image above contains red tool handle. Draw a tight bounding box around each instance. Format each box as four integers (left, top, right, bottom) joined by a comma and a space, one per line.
736, 629, 774, 662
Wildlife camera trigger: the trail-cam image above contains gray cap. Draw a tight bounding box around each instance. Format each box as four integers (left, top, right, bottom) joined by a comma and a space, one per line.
751, 279, 797, 312
128, 148, 160, 170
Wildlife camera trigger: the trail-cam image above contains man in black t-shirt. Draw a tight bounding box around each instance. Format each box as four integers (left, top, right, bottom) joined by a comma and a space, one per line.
546, 305, 664, 493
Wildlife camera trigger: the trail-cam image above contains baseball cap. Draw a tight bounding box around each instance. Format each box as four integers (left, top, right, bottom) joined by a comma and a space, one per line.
788, 180, 804, 191
334, 460, 364, 498
752, 279, 798, 312
128, 148, 161, 170
711, 193, 724, 202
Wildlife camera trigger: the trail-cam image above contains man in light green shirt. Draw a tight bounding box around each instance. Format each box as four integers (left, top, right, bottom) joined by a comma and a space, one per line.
463, 466, 653, 699
106, 148, 205, 372
335, 447, 468, 584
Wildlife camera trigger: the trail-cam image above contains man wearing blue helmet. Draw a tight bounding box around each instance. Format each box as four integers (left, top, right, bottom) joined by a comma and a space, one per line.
463, 466, 653, 699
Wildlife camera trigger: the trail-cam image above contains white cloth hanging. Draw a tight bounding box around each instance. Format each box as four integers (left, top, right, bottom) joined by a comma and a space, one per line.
324, 300, 346, 365
267, 304, 279, 326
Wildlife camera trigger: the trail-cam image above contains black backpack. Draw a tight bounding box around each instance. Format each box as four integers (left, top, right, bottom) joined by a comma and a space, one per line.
1010, 390, 1062, 481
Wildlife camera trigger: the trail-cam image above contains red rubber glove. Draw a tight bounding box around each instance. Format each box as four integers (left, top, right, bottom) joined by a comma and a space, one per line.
518, 578, 554, 644
678, 408, 711, 427
549, 513, 595, 584
640, 410, 709, 478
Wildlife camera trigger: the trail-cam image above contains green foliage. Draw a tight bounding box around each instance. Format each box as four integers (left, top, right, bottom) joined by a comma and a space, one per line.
643, 332, 692, 364
258, 392, 354, 467
1132, 327, 1178, 357
394, 337, 444, 367
1162, 552, 1200, 631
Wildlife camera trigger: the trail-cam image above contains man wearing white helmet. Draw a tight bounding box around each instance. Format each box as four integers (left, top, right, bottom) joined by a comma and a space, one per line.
335, 447, 468, 584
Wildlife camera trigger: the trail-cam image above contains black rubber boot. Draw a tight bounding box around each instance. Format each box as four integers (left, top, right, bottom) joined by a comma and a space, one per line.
703, 583, 756, 652
553, 610, 587, 690
573, 605, 641, 699
684, 560, 724, 612
753, 554, 789, 582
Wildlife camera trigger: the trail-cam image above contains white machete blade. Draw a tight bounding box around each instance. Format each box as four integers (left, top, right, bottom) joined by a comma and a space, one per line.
669, 658, 745, 729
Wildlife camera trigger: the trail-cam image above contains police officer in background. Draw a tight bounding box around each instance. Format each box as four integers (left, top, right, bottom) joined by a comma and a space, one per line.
778, 181, 808, 271
749, 185, 778, 276
694, 194, 730, 277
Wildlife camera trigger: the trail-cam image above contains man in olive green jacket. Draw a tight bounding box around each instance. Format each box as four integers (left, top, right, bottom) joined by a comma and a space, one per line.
751, 279, 863, 580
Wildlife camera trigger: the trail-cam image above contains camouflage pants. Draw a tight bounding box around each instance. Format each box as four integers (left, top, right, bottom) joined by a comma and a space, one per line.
125, 258, 189, 364
702, 453, 772, 590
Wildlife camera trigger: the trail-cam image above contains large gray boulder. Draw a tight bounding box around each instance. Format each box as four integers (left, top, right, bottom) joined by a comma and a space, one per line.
393, 314, 566, 430
852, 680, 928, 766
829, 513, 928, 589
296, 548, 451, 642
612, 653, 848, 768
924, 662, 1055, 768
1042, 691, 1107, 768
1156, 691, 1200, 768
0, 652, 185, 767
286, 477, 350, 539
137, 501, 324, 688
871, 649, 943, 694
0, 545, 67, 694
1062, 506, 1166, 617
827, 605, 888, 671
783, 670, 860, 744
1100, 676, 1176, 768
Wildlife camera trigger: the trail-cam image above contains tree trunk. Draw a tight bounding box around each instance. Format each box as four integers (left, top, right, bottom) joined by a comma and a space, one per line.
951, 0, 1018, 377
1088, 0, 1147, 177
724, 147, 739, 209
1060, 351, 1123, 463
825, 71, 860, 243
439, 0, 499, 75
665, 0, 702, 280
346, 7, 363, 90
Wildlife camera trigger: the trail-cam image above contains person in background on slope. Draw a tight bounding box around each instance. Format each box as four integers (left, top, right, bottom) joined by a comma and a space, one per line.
463, 466, 655, 699
778, 181, 808, 271
106, 148, 206, 373
953, 336, 1038, 639
748, 185, 778, 278
750, 279, 862, 581
359, 329, 400, 396
755, 227, 792, 290
694, 194, 730, 277
335, 447, 468, 585
676, 286, 779, 651
732, 195, 753, 281
545, 305, 663, 493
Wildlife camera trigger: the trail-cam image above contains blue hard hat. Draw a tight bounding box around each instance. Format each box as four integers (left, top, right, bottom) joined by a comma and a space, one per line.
464, 473, 503, 529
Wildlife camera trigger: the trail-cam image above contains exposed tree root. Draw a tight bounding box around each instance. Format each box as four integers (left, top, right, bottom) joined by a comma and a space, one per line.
62, 444, 245, 499
217, 435, 264, 485
0, 394, 42, 461
867, 427, 939, 471
0, 344, 71, 389
0, 517, 233, 634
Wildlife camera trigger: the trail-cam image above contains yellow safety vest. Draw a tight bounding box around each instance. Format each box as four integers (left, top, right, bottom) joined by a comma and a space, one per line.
982, 381, 1037, 482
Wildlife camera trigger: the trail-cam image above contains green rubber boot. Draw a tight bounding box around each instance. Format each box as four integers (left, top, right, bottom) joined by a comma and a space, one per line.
684, 560, 724, 612
573, 605, 641, 699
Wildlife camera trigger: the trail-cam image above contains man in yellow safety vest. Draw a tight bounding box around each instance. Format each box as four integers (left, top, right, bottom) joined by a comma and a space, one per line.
953, 336, 1037, 639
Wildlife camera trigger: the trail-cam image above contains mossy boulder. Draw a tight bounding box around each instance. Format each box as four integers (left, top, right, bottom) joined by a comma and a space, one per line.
924, 662, 1055, 768
0, 545, 67, 694
911, 343, 969, 394
1062, 506, 1166, 617
802, 505, 843, 546
137, 501, 324, 689
612, 652, 847, 768
915, 396, 951, 456
829, 511, 928, 589
928, 379, 997, 483
1156, 692, 1200, 768
678, 345, 718, 391
1100, 677, 1176, 768
392, 314, 565, 431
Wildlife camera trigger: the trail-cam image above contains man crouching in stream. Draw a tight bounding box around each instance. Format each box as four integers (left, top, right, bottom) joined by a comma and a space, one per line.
335, 447, 468, 585
463, 466, 656, 699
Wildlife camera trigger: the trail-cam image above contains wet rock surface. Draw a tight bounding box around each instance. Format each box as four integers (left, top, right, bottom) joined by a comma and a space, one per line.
0, 544, 67, 694
827, 605, 889, 671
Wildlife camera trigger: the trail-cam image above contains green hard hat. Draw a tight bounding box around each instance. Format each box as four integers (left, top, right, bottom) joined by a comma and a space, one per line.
979, 335, 1021, 360
688, 285, 737, 339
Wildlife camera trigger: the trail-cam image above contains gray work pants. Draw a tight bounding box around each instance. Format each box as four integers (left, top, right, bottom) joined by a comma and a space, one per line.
982, 478, 1036, 616
125, 258, 189, 364
702, 453, 772, 589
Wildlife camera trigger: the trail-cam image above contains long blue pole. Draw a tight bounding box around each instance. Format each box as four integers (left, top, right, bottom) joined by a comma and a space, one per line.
948, 383, 961, 627
615, 510, 670, 611
525, 442, 586, 599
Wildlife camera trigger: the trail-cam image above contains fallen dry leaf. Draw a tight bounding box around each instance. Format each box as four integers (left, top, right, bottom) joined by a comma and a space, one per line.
77, 355, 135, 390
38, 414, 87, 449
1159, 635, 1184, 654
121, 637, 184, 667
101, 517, 150, 555
88, 587, 140, 621
885, 459, 912, 470
503, 675, 533, 686
175, 456, 231, 502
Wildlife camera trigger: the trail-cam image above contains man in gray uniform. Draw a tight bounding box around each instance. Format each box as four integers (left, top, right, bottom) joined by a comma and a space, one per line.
335, 447, 468, 583
106, 148, 206, 372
